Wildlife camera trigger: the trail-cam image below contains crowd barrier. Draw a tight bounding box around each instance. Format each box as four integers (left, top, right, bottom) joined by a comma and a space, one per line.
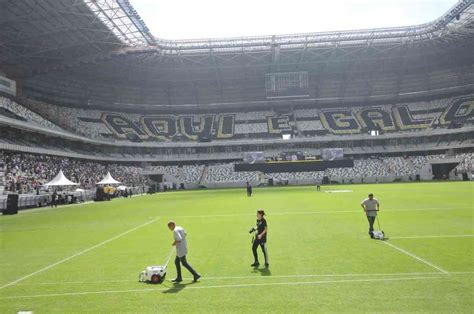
0, 186, 145, 211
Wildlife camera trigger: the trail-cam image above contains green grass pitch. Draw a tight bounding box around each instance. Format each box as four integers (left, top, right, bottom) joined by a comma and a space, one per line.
1, 182, 473, 313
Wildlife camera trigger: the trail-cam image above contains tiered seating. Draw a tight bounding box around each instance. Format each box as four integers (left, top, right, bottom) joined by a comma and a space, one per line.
382, 157, 416, 176
268, 171, 325, 180
455, 153, 473, 172
234, 111, 272, 136
294, 108, 327, 132
411, 155, 429, 171
8, 94, 472, 142
181, 165, 205, 183
2, 150, 472, 193
3, 152, 147, 194
148, 165, 204, 183
326, 158, 389, 178
0, 97, 64, 131
0, 151, 5, 192
205, 163, 258, 183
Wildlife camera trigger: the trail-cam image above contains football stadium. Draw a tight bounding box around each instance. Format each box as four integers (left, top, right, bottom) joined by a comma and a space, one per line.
0, 0, 473, 312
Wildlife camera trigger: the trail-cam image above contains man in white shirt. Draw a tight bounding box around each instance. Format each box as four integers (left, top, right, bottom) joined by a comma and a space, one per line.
168, 221, 201, 283
361, 193, 380, 238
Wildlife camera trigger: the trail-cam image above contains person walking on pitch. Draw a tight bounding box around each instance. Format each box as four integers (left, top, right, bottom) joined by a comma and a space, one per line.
361, 193, 380, 238
250, 210, 269, 268
167, 221, 201, 283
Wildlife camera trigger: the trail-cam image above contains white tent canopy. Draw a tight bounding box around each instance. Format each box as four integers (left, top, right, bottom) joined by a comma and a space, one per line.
97, 172, 121, 185
43, 170, 79, 186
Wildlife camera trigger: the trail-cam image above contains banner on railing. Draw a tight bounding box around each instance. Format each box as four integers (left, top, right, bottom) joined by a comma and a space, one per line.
322, 148, 344, 161
243, 152, 265, 164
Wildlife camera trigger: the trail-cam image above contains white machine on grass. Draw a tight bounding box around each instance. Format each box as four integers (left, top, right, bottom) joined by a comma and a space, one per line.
371, 230, 385, 240
370, 216, 385, 240
139, 248, 174, 284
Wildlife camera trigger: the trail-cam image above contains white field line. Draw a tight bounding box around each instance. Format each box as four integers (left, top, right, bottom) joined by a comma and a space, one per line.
324, 190, 353, 193
173, 207, 472, 219
5, 206, 470, 220
15, 271, 474, 287
0, 218, 159, 290
13, 271, 474, 287
382, 241, 449, 275
14, 271, 461, 286
0, 276, 446, 299
390, 235, 474, 239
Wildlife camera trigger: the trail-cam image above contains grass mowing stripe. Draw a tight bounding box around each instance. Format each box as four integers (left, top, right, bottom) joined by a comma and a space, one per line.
13, 271, 474, 287
390, 235, 474, 239
382, 241, 449, 275
172, 206, 471, 219
4, 206, 471, 221
1, 276, 446, 299
0, 217, 159, 290
14, 271, 455, 286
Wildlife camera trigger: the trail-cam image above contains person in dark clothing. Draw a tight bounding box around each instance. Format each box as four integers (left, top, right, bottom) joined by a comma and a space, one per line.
246, 181, 253, 197
250, 210, 269, 268
51, 191, 58, 208
316, 179, 321, 191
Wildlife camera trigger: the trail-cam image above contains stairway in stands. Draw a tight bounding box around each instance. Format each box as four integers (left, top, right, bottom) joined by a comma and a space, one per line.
198, 166, 209, 185
0, 154, 5, 193
405, 157, 417, 174
177, 166, 184, 183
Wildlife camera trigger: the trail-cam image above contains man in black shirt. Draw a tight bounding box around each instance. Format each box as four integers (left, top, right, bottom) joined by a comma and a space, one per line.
246, 181, 252, 197
251, 210, 269, 268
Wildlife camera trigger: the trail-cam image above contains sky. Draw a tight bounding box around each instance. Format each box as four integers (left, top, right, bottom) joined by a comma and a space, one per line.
130, 0, 458, 40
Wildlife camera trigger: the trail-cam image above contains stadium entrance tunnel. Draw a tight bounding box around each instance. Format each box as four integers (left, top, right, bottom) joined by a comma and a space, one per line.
431, 162, 459, 180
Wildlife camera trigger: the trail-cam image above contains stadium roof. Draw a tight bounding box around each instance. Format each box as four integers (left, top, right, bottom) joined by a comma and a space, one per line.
1, 0, 473, 108
0, 0, 154, 76
1, 0, 473, 75
148, 0, 474, 55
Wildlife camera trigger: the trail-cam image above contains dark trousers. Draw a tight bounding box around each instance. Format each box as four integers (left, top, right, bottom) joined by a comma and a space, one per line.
252, 238, 268, 263
367, 216, 376, 233
174, 255, 199, 280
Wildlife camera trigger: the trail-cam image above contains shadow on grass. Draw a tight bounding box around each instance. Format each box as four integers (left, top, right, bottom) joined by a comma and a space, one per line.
252, 267, 272, 276
161, 281, 200, 294
370, 237, 389, 241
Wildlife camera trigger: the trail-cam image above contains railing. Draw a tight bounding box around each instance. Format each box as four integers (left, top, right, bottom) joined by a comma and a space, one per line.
0, 139, 472, 164
148, 0, 473, 54
0, 191, 96, 211
0, 187, 146, 211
